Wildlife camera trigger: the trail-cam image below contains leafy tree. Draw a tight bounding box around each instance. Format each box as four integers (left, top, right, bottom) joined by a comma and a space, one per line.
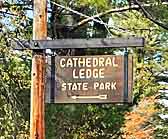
0, 1, 31, 138
1, 0, 168, 139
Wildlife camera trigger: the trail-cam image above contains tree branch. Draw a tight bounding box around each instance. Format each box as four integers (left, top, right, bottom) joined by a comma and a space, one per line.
134, 0, 168, 30
0, 10, 18, 16
71, 5, 139, 31
155, 75, 168, 83
70, 2, 168, 31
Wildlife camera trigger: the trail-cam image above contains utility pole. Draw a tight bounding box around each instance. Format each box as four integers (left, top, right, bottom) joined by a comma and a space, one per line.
30, 0, 47, 138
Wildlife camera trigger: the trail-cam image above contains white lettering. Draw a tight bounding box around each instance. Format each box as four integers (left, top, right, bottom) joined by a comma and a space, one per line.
86, 58, 91, 67
59, 57, 119, 68
67, 59, 73, 67
94, 82, 99, 90
105, 82, 111, 90
105, 57, 112, 67
113, 57, 118, 67
77, 83, 82, 90
73, 69, 78, 79
60, 58, 65, 68
86, 69, 92, 78
93, 58, 98, 67
93, 69, 98, 78
99, 68, 104, 78
67, 82, 73, 90
72, 68, 105, 79
99, 82, 104, 90
61, 83, 66, 91
99, 58, 104, 67
72, 83, 78, 90
78, 58, 85, 67
79, 69, 85, 79
111, 82, 116, 90
72, 58, 78, 67
93, 82, 117, 90
83, 83, 88, 90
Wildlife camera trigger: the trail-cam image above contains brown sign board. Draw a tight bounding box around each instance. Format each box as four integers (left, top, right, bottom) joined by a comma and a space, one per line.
45, 55, 133, 103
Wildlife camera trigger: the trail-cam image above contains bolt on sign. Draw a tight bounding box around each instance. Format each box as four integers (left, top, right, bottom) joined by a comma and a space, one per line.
45, 55, 133, 103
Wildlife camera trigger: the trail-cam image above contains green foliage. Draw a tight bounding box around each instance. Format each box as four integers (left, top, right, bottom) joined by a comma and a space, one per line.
0, 2, 32, 138
46, 1, 168, 138
154, 105, 168, 139
0, 34, 31, 138
46, 104, 129, 139
77, 0, 109, 9
113, 9, 168, 138
1, 0, 168, 138
0, 96, 29, 139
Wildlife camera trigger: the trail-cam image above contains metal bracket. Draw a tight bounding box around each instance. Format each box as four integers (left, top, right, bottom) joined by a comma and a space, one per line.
50, 52, 56, 103
124, 48, 129, 102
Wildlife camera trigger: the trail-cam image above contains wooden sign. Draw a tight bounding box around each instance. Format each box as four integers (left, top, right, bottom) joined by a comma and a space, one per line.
45, 55, 133, 103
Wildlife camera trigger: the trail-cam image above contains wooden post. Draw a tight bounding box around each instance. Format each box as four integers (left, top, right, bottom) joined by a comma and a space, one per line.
30, 0, 47, 138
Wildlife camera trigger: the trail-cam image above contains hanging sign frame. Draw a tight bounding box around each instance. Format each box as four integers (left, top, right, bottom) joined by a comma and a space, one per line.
14, 37, 144, 103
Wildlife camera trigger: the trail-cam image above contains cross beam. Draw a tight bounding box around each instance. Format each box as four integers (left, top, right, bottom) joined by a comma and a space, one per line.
13, 37, 144, 50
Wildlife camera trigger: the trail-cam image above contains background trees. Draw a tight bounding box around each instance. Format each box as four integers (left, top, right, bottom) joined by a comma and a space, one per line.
0, 0, 168, 138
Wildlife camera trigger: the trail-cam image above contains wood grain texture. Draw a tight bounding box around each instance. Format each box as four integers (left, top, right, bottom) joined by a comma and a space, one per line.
14, 37, 144, 50
46, 55, 133, 103
30, 0, 47, 139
